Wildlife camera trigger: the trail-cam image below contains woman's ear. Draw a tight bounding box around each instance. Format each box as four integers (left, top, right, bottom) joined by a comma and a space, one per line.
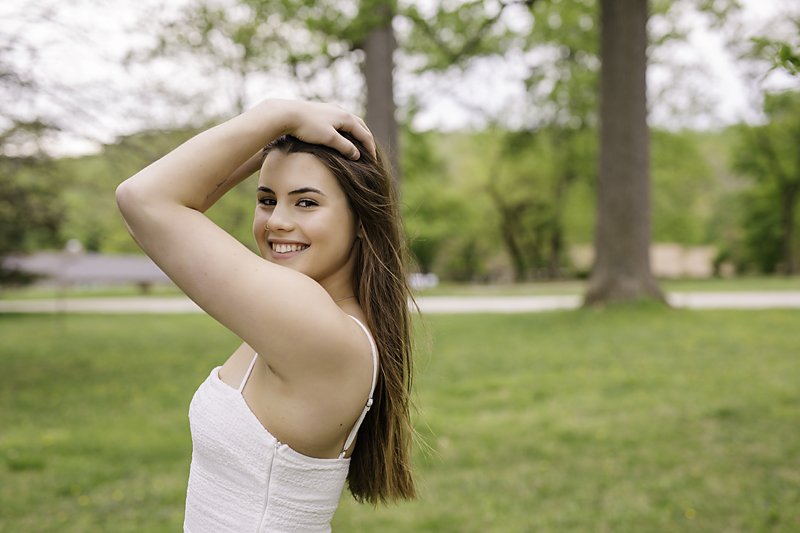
356, 221, 365, 239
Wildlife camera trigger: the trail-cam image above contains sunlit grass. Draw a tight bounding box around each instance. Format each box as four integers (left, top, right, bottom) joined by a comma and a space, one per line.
1, 309, 799, 531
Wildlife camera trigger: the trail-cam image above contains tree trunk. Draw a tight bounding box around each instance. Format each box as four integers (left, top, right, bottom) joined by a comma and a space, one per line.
584, 0, 664, 306
779, 183, 798, 275
489, 186, 527, 281
548, 165, 568, 279
504, 219, 527, 282
362, 1, 400, 180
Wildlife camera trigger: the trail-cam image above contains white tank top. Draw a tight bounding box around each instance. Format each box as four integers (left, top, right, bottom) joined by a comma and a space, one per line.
183, 316, 378, 532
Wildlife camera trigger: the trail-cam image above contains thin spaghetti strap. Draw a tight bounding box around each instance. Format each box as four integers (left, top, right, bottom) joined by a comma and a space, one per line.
340, 315, 379, 458
238, 353, 259, 394
346, 316, 378, 400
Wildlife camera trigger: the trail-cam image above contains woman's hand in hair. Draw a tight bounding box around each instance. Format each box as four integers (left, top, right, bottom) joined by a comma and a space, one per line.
259, 99, 376, 161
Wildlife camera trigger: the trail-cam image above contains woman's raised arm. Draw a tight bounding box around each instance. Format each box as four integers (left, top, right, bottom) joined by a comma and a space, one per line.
115, 100, 374, 376
117, 99, 373, 212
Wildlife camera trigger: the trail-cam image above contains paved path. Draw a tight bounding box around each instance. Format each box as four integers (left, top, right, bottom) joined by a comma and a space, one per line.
1, 292, 800, 314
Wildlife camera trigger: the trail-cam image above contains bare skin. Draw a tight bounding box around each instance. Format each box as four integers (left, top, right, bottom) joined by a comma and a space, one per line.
116, 99, 378, 459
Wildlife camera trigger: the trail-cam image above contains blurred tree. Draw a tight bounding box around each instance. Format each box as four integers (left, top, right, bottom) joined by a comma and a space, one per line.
54, 127, 207, 254
584, 0, 664, 305
144, 0, 531, 180
145, 0, 404, 174
405, 0, 730, 285
402, 0, 531, 71
0, 155, 63, 283
400, 125, 447, 273
404, 157, 483, 280
58, 125, 278, 255
518, 0, 598, 278
0, 5, 59, 154
487, 129, 560, 280
403, 0, 595, 280
0, 21, 64, 281
650, 130, 715, 245
581, 0, 739, 303
733, 91, 800, 275
749, 16, 800, 78
362, 0, 399, 177
484, 125, 596, 281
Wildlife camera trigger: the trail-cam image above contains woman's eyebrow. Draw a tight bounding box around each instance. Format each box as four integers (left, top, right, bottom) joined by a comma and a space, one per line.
289, 187, 325, 196
257, 186, 326, 196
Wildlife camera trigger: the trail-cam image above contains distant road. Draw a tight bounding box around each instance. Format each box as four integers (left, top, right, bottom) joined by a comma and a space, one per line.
2, 292, 800, 314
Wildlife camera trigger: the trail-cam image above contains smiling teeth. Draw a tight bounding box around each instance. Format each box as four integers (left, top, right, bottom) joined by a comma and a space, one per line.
272, 243, 308, 253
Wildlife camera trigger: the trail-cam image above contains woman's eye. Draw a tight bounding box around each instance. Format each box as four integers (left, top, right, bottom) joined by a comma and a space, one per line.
258, 198, 276, 206
297, 199, 318, 208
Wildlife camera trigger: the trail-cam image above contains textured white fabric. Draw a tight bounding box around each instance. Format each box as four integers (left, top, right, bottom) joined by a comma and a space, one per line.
184, 367, 350, 532
184, 317, 378, 532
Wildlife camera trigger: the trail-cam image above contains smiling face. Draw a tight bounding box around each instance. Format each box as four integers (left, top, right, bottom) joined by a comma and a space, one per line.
253, 151, 359, 295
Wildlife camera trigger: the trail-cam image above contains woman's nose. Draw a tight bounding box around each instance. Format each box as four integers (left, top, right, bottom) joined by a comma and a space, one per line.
266, 205, 294, 232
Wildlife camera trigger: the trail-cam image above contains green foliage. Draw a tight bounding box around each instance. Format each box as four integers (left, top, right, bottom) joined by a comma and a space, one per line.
729, 91, 800, 274
777, 42, 800, 76
401, 0, 524, 71
2, 309, 800, 530
400, 123, 600, 282
52, 128, 203, 254
650, 130, 716, 245
402, 1, 602, 282
489, 0, 598, 280
520, 0, 598, 129
147, 0, 400, 111
43, 127, 257, 255
738, 186, 784, 273
401, 129, 450, 273
400, 126, 727, 281
0, 90, 65, 281
0, 157, 63, 276
401, 128, 496, 281
37, 122, 727, 282
750, 16, 800, 78
488, 126, 596, 280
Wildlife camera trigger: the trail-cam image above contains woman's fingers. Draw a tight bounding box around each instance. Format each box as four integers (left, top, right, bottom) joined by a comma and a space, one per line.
281, 100, 377, 160
326, 127, 361, 160
332, 112, 376, 160
354, 117, 377, 159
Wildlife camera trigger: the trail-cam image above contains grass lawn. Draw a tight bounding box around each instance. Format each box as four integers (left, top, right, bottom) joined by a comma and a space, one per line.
416, 276, 800, 297
2, 275, 799, 300
0, 284, 183, 300
1, 308, 799, 531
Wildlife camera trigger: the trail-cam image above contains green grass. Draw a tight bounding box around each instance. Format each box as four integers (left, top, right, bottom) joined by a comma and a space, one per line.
415, 276, 800, 296
2, 275, 799, 300
1, 309, 799, 531
0, 284, 182, 300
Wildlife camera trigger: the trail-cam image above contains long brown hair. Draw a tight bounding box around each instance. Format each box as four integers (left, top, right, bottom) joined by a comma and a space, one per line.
263, 134, 416, 504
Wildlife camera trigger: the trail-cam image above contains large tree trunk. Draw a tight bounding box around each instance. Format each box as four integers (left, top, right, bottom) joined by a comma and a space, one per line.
362, 1, 400, 180
584, 0, 664, 305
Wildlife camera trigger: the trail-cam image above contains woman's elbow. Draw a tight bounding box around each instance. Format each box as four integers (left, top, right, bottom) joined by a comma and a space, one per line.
115, 179, 155, 223
115, 180, 137, 218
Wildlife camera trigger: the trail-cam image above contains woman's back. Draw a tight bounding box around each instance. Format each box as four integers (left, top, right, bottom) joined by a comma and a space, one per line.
184, 316, 377, 532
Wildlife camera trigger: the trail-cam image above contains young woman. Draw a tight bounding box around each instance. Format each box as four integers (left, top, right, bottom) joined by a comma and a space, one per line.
116, 99, 415, 532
